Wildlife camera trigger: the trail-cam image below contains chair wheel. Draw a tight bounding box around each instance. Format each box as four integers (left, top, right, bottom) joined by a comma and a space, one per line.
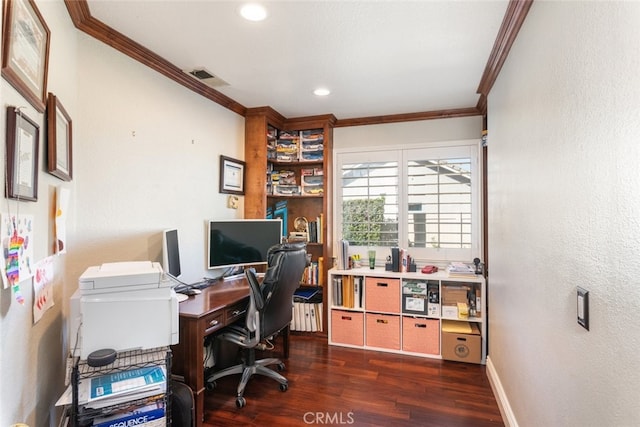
279, 382, 288, 392
206, 381, 216, 391
277, 362, 285, 371
236, 396, 246, 408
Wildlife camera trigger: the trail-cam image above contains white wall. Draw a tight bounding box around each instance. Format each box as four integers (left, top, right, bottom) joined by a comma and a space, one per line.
487, 1, 640, 426
1, 2, 78, 425
0, 1, 245, 425
334, 116, 482, 149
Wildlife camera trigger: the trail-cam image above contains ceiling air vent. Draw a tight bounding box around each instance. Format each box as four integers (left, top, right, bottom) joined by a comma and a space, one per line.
184, 68, 229, 88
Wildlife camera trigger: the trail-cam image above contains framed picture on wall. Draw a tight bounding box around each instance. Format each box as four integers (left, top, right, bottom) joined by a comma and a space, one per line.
219, 155, 246, 195
5, 106, 40, 201
46, 93, 73, 181
1, 0, 51, 113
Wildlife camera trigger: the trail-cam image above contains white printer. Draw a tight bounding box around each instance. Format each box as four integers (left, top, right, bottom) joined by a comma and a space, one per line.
69, 261, 179, 359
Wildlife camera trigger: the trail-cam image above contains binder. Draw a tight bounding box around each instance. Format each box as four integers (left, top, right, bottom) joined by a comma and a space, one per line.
290, 306, 297, 331
294, 302, 303, 331
317, 302, 323, 332
309, 304, 318, 332
304, 303, 312, 331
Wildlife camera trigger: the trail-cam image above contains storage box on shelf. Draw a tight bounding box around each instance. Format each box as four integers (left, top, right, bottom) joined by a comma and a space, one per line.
328, 268, 486, 364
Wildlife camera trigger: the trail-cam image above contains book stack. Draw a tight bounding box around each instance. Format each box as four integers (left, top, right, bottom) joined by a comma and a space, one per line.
302, 260, 319, 285
291, 287, 323, 332
83, 365, 167, 410
92, 400, 165, 427
446, 262, 476, 278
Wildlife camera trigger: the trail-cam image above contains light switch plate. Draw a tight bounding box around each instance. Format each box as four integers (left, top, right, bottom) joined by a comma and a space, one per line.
577, 287, 589, 330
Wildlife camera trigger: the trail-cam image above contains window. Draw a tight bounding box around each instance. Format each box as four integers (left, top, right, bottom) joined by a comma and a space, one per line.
335, 141, 481, 263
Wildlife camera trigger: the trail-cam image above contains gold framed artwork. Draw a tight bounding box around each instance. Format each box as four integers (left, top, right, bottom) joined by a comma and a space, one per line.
46, 93, 73, 181
5, 106, 40, 201
1, 0, 51, 113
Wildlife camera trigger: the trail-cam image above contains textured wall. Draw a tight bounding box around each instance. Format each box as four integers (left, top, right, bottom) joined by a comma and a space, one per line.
0, 2, 245, 425
487, 1, 640, 426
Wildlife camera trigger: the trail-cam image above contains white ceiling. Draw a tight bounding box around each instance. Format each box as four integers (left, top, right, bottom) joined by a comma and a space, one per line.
87, 0, 509, 120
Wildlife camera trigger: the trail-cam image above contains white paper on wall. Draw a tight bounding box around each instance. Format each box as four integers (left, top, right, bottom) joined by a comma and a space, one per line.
55, 187, 70, 254
33, 256, 55, 323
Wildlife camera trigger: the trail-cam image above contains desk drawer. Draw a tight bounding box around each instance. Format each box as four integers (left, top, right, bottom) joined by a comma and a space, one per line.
203, 311, 225, 335
225, 301, 247, 325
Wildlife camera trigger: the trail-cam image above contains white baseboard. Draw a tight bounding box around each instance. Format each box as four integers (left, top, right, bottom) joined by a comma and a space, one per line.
486, 356, 519, 427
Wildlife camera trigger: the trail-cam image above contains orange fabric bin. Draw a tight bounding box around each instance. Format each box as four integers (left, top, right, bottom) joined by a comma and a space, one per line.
366, 313, 400, 350
331, 310, 364, 346
365, 277, 400, 312
402, 317, 440, 355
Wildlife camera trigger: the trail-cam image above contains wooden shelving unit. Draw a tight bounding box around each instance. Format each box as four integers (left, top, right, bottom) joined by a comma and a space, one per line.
244, 107, 336, 335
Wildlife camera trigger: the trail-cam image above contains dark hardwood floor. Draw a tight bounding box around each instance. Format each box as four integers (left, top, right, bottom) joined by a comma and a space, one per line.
202, 334, 504, 426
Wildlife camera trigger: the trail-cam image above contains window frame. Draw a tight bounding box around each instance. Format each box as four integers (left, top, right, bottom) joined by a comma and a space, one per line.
334, 139, 482, 264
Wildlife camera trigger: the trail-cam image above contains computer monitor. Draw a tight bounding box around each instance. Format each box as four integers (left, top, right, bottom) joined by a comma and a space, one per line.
207, 219, 282, 271
162, 228, 182, 279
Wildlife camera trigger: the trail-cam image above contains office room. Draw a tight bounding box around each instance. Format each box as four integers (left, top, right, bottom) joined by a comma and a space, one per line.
1, 1, 639, 426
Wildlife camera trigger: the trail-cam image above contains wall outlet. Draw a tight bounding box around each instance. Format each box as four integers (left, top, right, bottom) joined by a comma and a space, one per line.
227, 195, 239, 209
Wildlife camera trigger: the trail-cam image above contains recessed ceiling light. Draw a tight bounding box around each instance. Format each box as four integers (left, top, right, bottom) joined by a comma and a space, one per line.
240, 3, 267, 21
314, 88, 331, 96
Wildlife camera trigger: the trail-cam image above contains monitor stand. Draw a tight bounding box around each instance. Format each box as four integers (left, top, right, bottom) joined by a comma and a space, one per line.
222, 266, 246, 281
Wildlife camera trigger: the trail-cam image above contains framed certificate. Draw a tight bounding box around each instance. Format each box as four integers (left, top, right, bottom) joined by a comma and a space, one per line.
1, 0, 51, 113
46, 93, 73, 181
5, 106, 40, 201
219, 155, 246, 195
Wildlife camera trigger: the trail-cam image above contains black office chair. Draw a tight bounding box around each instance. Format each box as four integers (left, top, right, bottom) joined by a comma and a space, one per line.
206, 242, 308, 408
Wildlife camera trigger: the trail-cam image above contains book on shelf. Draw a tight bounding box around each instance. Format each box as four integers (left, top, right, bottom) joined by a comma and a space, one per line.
62, 365, 168, 410
88, 365, 166, 403
294, 287, 320, 301
92, 400, 165, 427
338, 239, 349, 270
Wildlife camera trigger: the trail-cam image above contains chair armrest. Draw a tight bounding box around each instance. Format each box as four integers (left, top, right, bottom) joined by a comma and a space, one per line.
245, 268, 265, 310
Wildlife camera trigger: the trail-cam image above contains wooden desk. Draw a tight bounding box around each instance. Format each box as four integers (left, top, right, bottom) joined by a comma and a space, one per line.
171, 277, 250, 427
171, 276, 290, 426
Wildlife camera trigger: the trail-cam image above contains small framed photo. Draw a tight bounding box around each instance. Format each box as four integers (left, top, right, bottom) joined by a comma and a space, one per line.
5, 106, 40, 201
219, 155, 245, 195
46, 93, 73, 181
1, 0, 51, 113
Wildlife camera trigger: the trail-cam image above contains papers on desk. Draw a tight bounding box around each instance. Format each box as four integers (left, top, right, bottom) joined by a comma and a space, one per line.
446, 262, 476, 278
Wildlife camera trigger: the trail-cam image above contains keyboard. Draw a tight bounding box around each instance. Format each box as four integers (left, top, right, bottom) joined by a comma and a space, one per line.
190, 279, 216, 289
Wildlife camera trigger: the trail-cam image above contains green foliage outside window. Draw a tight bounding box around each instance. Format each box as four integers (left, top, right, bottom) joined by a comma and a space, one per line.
342, 197, 386, 246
